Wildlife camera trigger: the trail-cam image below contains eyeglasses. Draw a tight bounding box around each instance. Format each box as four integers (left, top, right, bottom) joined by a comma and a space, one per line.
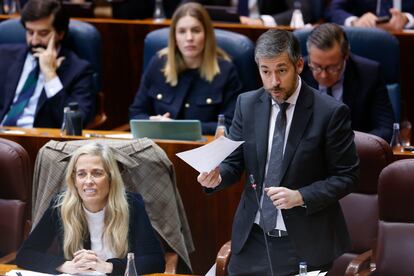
308, 62, 343, 75
75, 169, 106, 181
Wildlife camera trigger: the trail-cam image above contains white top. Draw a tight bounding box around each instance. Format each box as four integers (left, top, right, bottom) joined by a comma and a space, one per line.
254, 77, 302, 231
84, 206, 116, 261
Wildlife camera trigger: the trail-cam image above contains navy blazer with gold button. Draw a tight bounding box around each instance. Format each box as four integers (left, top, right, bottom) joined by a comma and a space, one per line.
129, 55, 243, 134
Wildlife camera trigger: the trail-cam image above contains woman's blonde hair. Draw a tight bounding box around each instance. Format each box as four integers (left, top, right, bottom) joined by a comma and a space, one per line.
56, 143, 129, 259
161, 2, 230, 86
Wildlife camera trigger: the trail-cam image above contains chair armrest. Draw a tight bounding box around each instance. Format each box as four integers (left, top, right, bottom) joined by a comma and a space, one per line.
345, 250, 374, 276
111, 123, 130, 131
0, 251, 17, 264
216, 241, 231, 276
164, 252, 178, 274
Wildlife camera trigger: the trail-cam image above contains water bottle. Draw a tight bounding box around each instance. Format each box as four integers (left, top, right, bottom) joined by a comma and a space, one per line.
124, 252, 138, 276
290, 1, 305, 28
62, 102, 83, 136
390, 122, 403, 152
214, 114, 228, 139
299, 261, 307, 276
153, 0, 165, 22
60, 106, 70, 136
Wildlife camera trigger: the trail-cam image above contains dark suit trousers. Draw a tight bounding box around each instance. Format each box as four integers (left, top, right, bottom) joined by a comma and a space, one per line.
228, 224, 332, 276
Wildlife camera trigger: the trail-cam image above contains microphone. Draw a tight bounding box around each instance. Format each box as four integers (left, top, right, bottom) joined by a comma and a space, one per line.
249, 174, 275, 276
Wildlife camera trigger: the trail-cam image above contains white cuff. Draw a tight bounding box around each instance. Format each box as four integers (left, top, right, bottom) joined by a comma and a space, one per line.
260, 15, 277, 27
404, 12, 414, 29
344, 16, 358, 26
44, 76, 63, 98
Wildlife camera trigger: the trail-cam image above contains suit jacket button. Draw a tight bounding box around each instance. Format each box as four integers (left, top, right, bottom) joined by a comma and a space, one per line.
185, 103, 190, 108
156, 93, 163, 100
206, 98, 212, 104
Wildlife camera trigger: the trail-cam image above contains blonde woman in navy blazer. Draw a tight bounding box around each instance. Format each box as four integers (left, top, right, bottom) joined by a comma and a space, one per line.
129, 2, 242, 135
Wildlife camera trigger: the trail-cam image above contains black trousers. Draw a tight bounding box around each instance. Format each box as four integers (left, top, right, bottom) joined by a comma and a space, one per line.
228, 224, 332, 276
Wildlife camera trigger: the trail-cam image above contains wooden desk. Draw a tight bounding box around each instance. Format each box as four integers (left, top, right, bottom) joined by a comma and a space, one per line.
0, 264, 192, 276
0, 127, 242, 274
0, 264, 17, 275
393, 148, 414, 160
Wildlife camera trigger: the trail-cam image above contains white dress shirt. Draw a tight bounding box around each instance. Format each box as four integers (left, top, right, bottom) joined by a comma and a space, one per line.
254, 77, 302, 232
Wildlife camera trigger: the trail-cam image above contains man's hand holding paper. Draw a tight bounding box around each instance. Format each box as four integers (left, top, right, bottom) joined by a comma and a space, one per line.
176, 136, 244, 188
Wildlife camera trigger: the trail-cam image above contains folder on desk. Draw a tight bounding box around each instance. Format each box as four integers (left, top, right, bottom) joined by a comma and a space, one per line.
130, 119, 203, 141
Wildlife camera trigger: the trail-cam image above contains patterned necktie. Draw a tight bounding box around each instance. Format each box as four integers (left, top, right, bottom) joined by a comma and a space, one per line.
3, 62, 40, 126
377, 0, 393, 16
237, 0, 249, 16
260, 102, 290, 233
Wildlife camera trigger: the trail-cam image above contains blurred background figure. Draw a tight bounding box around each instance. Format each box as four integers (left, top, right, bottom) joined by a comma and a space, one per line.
112, 0, 181, 19
187, 0, 314, 26
327, 0, 414, 32
16, 142, 165, 275
129, 2, 242, 135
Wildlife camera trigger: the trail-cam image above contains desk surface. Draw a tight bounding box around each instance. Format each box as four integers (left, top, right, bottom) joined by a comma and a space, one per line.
0, 127, 240, 275
393, 148, 414, 160
0, 264, 192, 276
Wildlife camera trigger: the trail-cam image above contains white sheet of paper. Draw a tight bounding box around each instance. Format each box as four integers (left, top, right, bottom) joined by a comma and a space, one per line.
6, 269, 57, 276
6, 269, 105, 276
176, 136, 244, 173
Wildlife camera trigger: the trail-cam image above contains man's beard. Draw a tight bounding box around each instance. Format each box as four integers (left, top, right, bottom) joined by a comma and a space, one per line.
28, 44, 46, 55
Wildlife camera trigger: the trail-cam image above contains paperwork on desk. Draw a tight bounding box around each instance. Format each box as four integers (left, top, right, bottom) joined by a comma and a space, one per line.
6, 269, 105, 276
176, 136, 244, 173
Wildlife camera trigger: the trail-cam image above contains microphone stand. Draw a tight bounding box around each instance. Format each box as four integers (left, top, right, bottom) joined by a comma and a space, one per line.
249, 174, 275, 276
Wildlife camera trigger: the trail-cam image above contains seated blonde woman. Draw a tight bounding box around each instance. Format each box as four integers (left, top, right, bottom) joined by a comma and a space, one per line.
129, 2, 243, 135
16, 143, 165, 275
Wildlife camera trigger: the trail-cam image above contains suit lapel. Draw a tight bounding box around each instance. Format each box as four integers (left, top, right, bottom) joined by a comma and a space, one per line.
2, 48, 27, 119
280, 83, 313, 182
254, 90, 271, 186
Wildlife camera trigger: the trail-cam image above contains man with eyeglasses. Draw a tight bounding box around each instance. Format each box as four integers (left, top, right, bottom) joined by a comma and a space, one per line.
301, 23, 394, 142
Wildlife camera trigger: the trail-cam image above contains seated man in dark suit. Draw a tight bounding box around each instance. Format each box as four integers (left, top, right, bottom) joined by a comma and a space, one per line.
301, 23, 394, 142
188, 0, 314, 26
327, 0, 414, 32
0, 0, 95, 128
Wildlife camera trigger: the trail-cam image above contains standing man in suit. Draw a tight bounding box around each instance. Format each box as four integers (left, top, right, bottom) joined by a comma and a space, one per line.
301, 23, 394, 142
188, 0, 314, 26
327, 0, 414, 31
198, 29, 359, 275
0, 0, 95, 128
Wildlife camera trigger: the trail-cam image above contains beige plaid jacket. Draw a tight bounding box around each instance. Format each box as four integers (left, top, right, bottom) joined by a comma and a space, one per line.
32, 138, 194, 270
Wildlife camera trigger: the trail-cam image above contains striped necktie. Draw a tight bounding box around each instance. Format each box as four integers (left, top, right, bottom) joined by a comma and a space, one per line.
3, 62, 40, 126
260, 102, 289, 232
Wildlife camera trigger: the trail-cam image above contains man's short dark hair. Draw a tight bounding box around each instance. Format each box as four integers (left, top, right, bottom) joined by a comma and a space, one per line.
255, 29, 301, 65
306, 23, 350, 57
20, 0, 69, 35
